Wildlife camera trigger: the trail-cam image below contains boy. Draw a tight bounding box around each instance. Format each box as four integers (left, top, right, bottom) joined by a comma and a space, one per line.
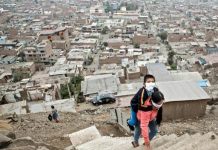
51, 105, 59, 123
127, 74, 158, 130
136, 91, 164, 149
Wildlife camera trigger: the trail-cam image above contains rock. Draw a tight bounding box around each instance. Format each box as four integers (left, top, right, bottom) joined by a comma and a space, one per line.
6, 145, 36, 150
8, 137, 35, 148
63, 134, 69, 138
64, 145, 76, 150
0, 133, 12, 148
37, 146, 50, 150
7, 137, 59, 150
211, 135, 216, 140
0, 130, 16, 139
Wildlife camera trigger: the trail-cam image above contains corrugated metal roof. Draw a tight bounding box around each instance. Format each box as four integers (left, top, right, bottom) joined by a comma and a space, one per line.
171, 72, 203, 81
117, 82, 142, 97
157, 80, 211, 102
82, 74, 120, 95
146, 63, 174, 82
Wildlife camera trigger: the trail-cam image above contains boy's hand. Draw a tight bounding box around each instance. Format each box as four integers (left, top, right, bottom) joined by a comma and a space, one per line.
153, 87, 158, 91
144, 142, 152, 150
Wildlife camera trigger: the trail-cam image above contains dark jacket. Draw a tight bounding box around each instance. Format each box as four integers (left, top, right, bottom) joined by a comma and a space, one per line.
130, 87, 163, 126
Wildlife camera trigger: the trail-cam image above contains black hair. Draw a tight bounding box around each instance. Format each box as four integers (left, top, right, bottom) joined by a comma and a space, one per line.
152, 91, 164, 103
51, 105, 55, 109
144, 74, 156, 83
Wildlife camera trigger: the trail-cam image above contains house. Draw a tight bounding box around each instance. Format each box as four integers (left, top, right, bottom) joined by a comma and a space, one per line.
126, 67, 141, 80
38, 27, 69, 43
81, 74, 120, 96
99, 54, 134, 66
71, 38, 97, 49
113, 79, 210, 122
106, 38, 125, 49
52, 40, 70, 50
133, 34, 157, 45
0, 55, 17, 64
23, 40, 53, 63
94, 64, 125, 83
11, 62, 36, 79
157, 80, 211, 120
90, 5, 104, 15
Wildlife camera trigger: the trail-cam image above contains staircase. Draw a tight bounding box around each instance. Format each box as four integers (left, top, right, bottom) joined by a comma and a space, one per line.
74, 132, 218, 150
66, 126, 217, 150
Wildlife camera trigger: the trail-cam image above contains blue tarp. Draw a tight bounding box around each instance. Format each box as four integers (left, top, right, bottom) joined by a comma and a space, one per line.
198, 80, 209, 87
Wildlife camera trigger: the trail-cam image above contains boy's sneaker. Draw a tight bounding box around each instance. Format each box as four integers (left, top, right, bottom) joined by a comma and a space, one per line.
131, 141, 139, 148
127, 119, 134, 131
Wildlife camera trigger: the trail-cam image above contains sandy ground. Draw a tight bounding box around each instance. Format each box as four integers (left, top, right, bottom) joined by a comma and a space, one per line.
9, 110, 127, 149
2, 104, 218, 149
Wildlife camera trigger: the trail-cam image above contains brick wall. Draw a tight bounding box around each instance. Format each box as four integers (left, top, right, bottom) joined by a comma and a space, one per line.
108, 42, 124, 49
127, 71, 141, 80
99, 56, 134, 65
0, 50, 17, 56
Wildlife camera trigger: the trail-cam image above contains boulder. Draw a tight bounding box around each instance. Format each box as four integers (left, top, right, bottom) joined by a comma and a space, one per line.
0, 133, 12, 148
0, 130, 16, 139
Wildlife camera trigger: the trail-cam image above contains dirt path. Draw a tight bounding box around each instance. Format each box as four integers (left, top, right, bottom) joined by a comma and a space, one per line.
4, 105, 218, 149
10, 111, 126, 149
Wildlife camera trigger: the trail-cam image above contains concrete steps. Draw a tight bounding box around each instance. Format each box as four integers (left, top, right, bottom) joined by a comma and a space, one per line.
176, 132, 213, 150
69, 126, 217, 150
152, 134, 178, 149
155, 134, 191, 150
185, 132, 217, 150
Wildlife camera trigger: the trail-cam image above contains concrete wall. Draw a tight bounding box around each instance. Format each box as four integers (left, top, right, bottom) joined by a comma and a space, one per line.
127, 71, 141, 80
12, 63, 36, 77
162, 100, 208, 121
110, 108, 130, 132
0, 101, 27, 116
139, 66, 147, 76
119, 76, 126, 84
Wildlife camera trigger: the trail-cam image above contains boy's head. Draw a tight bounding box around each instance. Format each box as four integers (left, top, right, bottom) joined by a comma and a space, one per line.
151, 91, 164, 109
144, 74, 155, 85
51, 105, 55, 109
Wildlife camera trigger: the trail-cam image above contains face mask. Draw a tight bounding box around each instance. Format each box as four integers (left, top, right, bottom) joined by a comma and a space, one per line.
151, 100, 163, 109
145, 82, 156, 92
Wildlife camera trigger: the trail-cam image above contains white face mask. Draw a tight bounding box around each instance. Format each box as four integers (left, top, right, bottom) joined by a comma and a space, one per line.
151, 100, 163, 109
145, 82, 156, 92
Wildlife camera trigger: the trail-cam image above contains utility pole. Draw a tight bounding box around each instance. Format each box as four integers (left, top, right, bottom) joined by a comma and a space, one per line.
73, 65, 78, 101
66, 80, 72, 99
